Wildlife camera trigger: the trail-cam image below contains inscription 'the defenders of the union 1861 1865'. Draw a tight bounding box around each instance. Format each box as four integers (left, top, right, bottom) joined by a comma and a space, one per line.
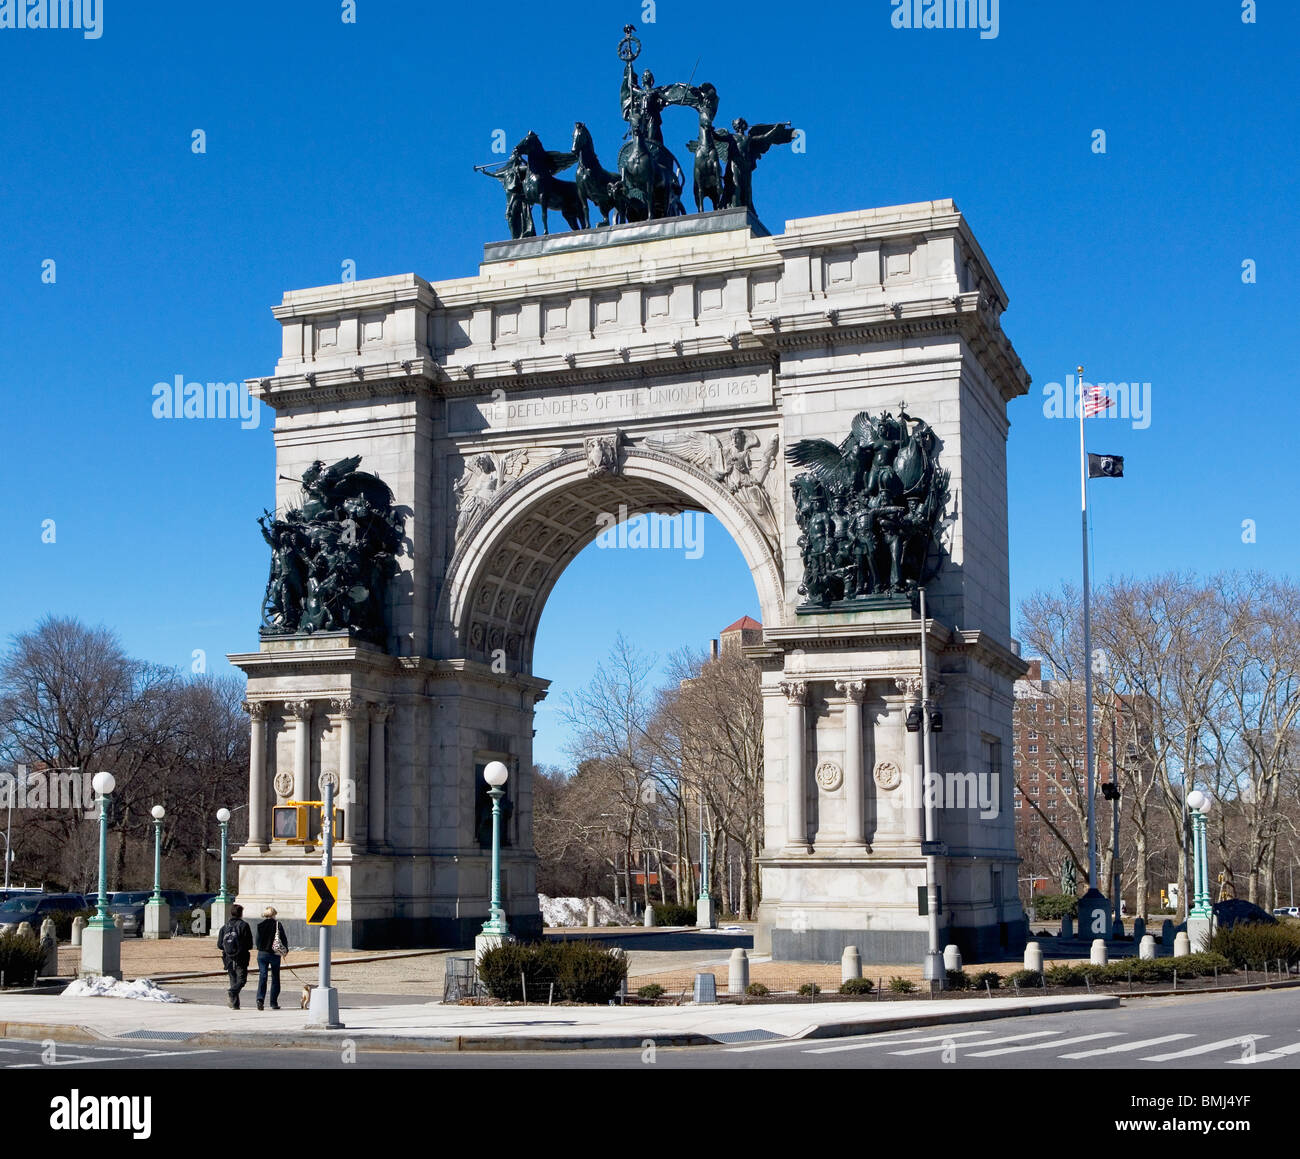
447, 372, 771, 435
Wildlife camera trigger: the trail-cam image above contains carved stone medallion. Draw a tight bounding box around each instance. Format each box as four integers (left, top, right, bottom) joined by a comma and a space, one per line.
874, 759, 902, 791
273, 770, 294, 798
815, 760, 843, 792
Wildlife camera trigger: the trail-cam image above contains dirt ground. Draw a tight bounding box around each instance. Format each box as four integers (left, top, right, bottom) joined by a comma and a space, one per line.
53, 929, 1095, 998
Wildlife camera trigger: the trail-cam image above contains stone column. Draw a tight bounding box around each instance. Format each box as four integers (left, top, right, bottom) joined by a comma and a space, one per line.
285, 700, 314, 803
369, 703, 393, 848
895, 677, 924, 840
243, 700, 269, 848
835, 680, 867, 847
780, 680, 808, 850
331, 698, 366, 846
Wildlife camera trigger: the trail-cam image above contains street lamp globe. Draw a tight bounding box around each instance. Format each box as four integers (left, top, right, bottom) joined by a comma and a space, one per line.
1197, 794, 1212, 816
91, 771, 115, 796
483, 761, 509, 788
216, 807, 231, 823
1186, 790, 1206, 813
151, 805, 165, 821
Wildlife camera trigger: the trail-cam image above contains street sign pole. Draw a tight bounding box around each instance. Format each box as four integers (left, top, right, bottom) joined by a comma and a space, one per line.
306, 778, 344, 1029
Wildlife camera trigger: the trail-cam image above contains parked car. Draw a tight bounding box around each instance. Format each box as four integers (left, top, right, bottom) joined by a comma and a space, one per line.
1272, 906, 1300, 920
0, 892, 91, 934
0, 888, 42, 905
106, 891, 154, 937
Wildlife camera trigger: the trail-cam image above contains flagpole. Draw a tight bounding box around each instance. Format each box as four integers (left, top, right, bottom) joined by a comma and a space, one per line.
1077, 365, 1098, 892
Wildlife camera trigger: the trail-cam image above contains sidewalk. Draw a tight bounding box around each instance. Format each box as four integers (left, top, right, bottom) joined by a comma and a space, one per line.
0, 990, 1118, 1052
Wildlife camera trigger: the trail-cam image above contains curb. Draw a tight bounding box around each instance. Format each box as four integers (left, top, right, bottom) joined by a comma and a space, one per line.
0, 994, 1119, 1053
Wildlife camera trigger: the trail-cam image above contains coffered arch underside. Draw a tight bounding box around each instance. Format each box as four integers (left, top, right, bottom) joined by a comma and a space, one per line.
441, 449, 787, 673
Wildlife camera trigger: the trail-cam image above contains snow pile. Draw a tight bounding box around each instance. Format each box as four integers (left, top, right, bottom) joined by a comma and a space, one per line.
62, 976, 185, 1003
539, 894, 635, 927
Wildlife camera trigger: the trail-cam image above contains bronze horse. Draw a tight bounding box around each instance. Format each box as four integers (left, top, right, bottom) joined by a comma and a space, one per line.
570, 122, 619, 227
512, 131, 588, 234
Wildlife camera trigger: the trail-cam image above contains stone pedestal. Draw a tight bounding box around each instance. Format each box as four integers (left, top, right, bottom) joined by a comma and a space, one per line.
305, 984, 344, 1030
696, 896, 717, 929
943, 944, 962, 973
1187, 915, 1214, 954
1090, 939, 1108, 966
643, 906, 656, 928
1077, 889, 1112, 941
70, 916, 85, 947
1139, 935, 1156, 961
209, 898, 233, 937
143, 900, 171, 940
79, 923, 121, 980
1173, 931, 1191, 957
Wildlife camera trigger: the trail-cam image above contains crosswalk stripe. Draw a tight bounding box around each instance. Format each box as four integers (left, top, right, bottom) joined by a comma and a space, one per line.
968, 1032, 1122, 1058
1141, 1034, 1268, 1062
891, 1029, 1059, 1056
1060, 1034, 1191, 1059
1226, 1041, 1300, 1066
805, 1030, 993, 1055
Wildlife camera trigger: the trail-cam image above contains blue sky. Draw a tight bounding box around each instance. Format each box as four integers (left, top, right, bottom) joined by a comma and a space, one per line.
0, 1, 1295, 768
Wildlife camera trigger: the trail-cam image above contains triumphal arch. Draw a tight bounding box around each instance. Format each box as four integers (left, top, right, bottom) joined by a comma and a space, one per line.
229, 28, 1030, 959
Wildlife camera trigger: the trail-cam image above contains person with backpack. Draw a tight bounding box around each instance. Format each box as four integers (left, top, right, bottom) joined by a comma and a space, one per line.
254, 905, 289, 1011
217, 903, 254, 1009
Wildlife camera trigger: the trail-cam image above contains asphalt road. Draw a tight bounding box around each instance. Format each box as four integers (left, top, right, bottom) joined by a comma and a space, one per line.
3, 988, 1298, 1070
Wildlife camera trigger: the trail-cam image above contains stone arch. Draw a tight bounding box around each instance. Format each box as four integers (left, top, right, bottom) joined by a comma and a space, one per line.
440, 447, 786, 673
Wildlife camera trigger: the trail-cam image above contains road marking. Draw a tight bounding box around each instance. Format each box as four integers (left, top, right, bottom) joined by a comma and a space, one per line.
1141, 1034, 1268, 1061
890, 1029, 1060, 1056
805, 1030, 994, 1054
1060, 1034, 1191, 1059
724, 1040, 808, 1053
968, 1032, 1122, 1057
1227, 1041, 1300, 1066
8, 1048, 218, 1068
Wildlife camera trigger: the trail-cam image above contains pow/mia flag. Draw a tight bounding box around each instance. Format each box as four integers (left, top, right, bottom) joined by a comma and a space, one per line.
1088, 453, 1124, 478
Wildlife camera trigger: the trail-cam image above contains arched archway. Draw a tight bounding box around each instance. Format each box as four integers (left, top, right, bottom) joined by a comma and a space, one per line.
439, 447, 786, 674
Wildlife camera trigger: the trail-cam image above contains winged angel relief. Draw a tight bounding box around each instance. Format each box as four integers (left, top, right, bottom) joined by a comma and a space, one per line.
644, 428, 780, 549
453, 448, 560, 538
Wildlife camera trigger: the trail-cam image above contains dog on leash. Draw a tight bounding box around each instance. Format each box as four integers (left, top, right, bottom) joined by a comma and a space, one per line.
300, 983, 314, 1009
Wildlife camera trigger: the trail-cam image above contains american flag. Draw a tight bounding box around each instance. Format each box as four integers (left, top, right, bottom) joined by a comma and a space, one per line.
1081, 384, 1113, 418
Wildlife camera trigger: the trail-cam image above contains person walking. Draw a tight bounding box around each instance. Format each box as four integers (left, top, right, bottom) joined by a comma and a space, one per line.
217, 903, 254, 1009
255, 905, 289, 1011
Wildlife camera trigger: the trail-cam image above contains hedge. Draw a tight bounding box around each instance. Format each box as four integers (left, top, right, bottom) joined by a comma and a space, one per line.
1209, 923, 1300, 970
478, 940, 628, 1004
0, 932, 45, 988
650, 903, 698, 927
1032, 893, 1079, 920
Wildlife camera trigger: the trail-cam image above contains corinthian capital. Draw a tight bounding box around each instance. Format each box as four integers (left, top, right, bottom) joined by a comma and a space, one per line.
330, 696, 365, 718
284, 699, 315, 721
243, 700, 270, 721
894, 676, 924, 700
835, 680, 867, 704
779, 680, 808, 706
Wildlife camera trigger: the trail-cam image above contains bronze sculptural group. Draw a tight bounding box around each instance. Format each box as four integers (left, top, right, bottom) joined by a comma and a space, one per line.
477, 25, 796, 239
786, 409, 951, 608
259, 456, 406, 647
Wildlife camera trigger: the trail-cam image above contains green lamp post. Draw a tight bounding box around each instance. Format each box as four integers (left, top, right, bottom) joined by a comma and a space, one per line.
216, 807, 232, 902
480, 761, 510, 937
89, 771, 116, 929
1186, 790, 1213, 919
80, 771, 121, 978
149, 805, 165, 901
